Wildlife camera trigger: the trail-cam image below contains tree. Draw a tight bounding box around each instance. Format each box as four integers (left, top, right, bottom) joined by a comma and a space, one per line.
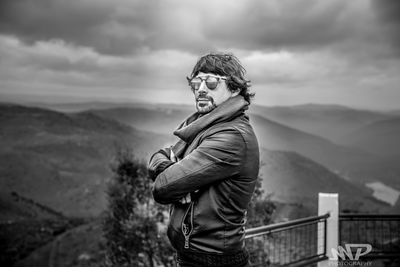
247, 175, 276, 228
245, 175, 276, 266
103, 149, 174, 267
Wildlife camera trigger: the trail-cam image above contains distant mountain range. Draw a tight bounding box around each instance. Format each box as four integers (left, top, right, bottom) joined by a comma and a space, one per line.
86, 104, 400, 189
0, 104, 174, 218
80, 103, 393, 213
340, 117, 400, 157
91, 107, 188, 134
35, 101, 399, 153
249, 103, 392, 143
259, 149, 389, 215
1, 102, 399, 221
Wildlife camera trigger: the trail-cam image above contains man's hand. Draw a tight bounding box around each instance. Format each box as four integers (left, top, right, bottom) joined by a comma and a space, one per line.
179, 193, 191, 204
170, 149, 178, 163
148, 148, 174, 181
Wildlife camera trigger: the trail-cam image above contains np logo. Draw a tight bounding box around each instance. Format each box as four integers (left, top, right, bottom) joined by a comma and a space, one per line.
330, 244, 372, 260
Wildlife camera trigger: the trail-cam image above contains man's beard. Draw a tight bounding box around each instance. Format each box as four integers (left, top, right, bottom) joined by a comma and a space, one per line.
196, 95, 216, 114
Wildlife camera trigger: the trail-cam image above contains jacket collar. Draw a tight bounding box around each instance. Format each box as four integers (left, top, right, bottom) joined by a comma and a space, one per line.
173, 95, 249, 143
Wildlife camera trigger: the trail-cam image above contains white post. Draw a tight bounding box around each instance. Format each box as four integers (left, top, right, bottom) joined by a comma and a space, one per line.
318, 193, 339, 267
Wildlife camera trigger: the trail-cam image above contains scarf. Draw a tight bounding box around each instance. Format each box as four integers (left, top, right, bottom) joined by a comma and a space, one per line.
171, 95, 249, 159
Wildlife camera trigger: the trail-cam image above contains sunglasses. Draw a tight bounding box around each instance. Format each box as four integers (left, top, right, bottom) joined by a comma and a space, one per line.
188, 75, 227, 91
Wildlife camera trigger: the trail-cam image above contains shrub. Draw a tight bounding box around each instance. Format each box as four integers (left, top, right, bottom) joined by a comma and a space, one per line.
103, 149, 174, 267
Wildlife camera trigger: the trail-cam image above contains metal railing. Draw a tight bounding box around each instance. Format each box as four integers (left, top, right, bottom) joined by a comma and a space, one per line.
245, 213, 330, 266
339, 213, 400, 260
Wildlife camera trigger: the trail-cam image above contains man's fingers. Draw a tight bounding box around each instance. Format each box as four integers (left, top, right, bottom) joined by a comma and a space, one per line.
178, 193, 191, 204
170, 150, 178, 162
183, 194, 191, 203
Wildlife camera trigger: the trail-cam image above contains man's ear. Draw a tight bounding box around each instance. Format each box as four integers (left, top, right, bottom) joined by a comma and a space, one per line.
231, 89, 240, 97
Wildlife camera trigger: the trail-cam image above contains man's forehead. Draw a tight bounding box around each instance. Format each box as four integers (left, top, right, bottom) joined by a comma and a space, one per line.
196, 72, 225, 78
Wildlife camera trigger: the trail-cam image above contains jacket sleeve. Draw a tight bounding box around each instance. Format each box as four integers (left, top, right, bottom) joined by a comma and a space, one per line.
152, 128, 246, 204
148, 148, 175, 181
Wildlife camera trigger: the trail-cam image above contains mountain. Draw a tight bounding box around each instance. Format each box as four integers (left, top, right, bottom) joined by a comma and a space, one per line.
249, 113, 383, 172
386, 109, 400, 116
90, 105, 399, 186
249, 104, 391, 143
90, 105, 385, 172
92, 105, 400, 193
22, 101, 193, 113
89, 106, 372, 167
336, 117, 400, 190
0, 104, 173, 218
340, 117, 400, 157
0, 192, 65, 221
251, 113, 400, 191
89, 106, 399, 208
91, 107, 189, 134
14, 220, 106, 267
259, 149, 392, 215
2, 102, 397, 266
24, 101, 394, 144
1, 103, 397, 220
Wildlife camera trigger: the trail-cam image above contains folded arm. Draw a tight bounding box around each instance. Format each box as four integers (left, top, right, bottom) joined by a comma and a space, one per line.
151, 128, 245, 204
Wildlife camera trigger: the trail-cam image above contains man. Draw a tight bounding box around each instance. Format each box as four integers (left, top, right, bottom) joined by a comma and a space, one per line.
148, 52, 259, 267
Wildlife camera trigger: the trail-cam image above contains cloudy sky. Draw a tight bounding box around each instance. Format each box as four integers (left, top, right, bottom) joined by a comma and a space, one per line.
0, 0, 399, 110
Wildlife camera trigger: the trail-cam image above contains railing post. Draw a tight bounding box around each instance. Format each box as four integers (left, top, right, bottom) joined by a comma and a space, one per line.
318, 193, 339, 267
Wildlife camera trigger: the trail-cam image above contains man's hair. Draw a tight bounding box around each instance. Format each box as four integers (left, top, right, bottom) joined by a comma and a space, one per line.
188, 52, 254, 103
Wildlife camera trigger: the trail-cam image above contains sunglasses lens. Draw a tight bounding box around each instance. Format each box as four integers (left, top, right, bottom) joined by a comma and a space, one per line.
205, 77, 219, 89
189, 76, 222, 90
190, 78, 202, 90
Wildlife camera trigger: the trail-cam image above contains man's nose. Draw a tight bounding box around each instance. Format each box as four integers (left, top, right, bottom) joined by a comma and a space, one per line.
197, 81, 208, 94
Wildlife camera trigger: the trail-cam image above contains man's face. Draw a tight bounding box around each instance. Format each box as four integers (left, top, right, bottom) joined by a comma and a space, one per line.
191, 72, 238, 114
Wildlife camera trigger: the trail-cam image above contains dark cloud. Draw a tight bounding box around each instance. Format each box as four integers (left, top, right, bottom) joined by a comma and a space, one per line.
0, 0, 383, 55
372, 0, 400, 24
0, 0, 158, 55
0, 0, 106, 41
372, 0, 400, 53
204, 0, 353, 51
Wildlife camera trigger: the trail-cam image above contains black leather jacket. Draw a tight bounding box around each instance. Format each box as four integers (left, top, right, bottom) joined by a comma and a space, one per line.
150, 96, 259, 255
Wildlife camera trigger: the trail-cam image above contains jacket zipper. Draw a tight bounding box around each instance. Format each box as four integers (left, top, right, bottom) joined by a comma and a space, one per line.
181, 201, 194, 249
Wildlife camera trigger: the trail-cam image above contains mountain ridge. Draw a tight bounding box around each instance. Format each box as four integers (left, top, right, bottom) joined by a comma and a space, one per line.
340, 116, 400, 157
1, 103, 398, 220
0, 104, 174, 218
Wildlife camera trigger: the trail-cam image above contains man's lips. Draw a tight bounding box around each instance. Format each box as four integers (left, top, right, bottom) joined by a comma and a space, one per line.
197, 98, 211, 107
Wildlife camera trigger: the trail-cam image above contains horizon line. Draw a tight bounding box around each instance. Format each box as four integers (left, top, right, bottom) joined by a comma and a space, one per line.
0, 98, 398, 113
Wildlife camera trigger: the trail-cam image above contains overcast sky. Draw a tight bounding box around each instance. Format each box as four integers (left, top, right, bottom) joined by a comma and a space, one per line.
0, 0, 399, 110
